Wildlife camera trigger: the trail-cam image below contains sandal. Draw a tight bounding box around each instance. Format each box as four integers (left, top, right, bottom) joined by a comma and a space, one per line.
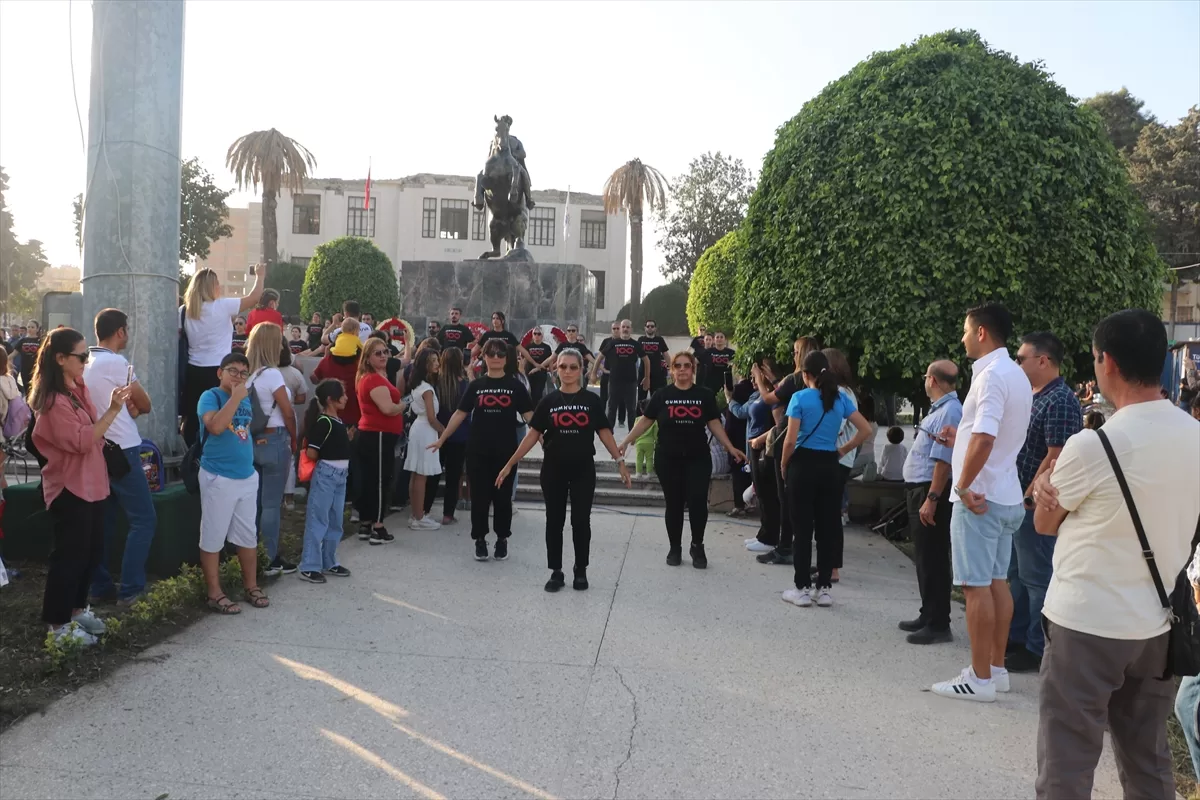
243, 587, 270, 608
207, 594, 241, 615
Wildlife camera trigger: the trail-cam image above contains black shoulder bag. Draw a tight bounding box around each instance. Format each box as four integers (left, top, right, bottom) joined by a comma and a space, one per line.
65, 391, 131, 480
1097, 428, 1200, 678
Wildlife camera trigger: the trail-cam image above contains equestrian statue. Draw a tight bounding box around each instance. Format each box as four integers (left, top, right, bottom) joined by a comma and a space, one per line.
474, 114, 536, 260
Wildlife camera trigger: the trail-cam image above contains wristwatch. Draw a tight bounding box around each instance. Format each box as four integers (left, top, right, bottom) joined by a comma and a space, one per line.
952, 485, 965, 499
927, 490, 941, 503
1023, 495, 1036, 509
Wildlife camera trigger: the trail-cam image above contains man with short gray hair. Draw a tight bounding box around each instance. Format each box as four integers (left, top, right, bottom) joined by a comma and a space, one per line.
592, 319, 648, 430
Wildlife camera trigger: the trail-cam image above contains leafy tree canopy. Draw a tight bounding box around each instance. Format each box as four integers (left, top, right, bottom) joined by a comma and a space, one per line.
658, 152, 753, 284
265, 261, 306, 319
1083, 88, 1155, 156
1127, 106, 1200, 269
615, 282, 689, 336
301, 237, 399, 321
686, 229, 742, 336
1, 167, 50, 321
737, 30, 1164, 393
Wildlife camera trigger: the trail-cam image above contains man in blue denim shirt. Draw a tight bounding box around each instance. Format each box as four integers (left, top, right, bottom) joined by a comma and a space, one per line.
898, 360, 962, 644
1007, 331, 1083, 672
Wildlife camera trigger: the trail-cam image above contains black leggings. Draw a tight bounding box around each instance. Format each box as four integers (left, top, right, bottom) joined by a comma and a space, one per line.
835, 463, 851, 569
355, 430, 399, 525
607, 378, 637, 428
750, 447, 780, 546
181, 363, 220, 447
467, 448, 516, 540
786, 448, 841, 589
540, 456, 595, 570
774, 443, 795, 554
528, 372, 548, 406
424, 440, 467, 519
656, 456, 712, 547
43, 490, 105, 626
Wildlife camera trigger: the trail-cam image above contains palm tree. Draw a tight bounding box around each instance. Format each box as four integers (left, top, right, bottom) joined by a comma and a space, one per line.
226, 129, 317, 264
602, 159, 668, 324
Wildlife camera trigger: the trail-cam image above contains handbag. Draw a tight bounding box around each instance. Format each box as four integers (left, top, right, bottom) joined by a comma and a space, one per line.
1097, 428, 1200, 678
180, 389, 216, 495
298, 446, 316, 483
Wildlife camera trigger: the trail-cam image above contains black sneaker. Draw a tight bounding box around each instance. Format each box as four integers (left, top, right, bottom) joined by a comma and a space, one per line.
474, 539, 490, 561
1005, 639, 1025, 656
275, 558, 298, 575
358, 525, 372, 541
757, 549, 793, 565
666, 546, 682, 566
369, 527, 394, 546
299, 570, 326, 584
1005, 645, 1042, 673
906, 626, 953, 645
690, 543, 708, 570
545, 570, 565, 592
494, 537, 509, 561
573, 568, 589, 591
262, 562, 283, 578
898, 616, 928, 633
324, 565, 351, 578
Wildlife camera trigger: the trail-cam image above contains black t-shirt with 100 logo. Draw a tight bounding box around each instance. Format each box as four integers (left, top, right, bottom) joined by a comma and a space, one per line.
530, 389, 609, 461
644, 384, 720, 460
457, 374, 533, 454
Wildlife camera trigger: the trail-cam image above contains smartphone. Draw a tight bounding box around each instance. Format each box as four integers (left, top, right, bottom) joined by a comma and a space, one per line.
724, 370, 734, 391
248, 263, 256, 276
126, 364, 134, 386
916, 423, 947, 443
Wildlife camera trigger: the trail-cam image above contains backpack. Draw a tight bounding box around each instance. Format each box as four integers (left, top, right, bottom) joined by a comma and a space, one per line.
245, 368, 277, 437
138, 438, 164, 493
2, 393, 31, 442
180, 389, 216, 495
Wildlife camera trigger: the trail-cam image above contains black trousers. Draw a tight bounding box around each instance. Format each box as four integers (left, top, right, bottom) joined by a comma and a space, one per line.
905, 482, 953, 630
43, 490, 106, 626
834, 463, 851, 569
606, 378, 637, 428
638, 371, 667, 406
467, 448, 516, 540
528, 372, 548, 406
181, 363, 220, 447
599, 373, 610, 416
750, 447, 780, 546
355, 430, 399, 525
656, 456, 712, 547
540, 456, 596, 570
786, 448, 840, 589
425, 440, 467, 519
774, 443, 796, 554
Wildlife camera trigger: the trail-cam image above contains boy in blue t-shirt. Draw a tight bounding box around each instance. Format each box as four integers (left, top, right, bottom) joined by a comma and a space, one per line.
196, 352, 267, 614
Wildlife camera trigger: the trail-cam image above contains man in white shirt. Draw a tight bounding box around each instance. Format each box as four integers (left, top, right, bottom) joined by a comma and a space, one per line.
1032, 309, 1199, 799
324, 300, 374, 346
84, 308, 156, 605
931, 303, 1032, 703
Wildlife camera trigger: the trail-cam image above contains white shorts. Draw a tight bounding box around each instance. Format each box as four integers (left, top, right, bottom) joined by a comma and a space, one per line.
198, 467, 260, 553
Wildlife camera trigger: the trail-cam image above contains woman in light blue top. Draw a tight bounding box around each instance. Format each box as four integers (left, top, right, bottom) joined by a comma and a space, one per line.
778, 351, 872, 608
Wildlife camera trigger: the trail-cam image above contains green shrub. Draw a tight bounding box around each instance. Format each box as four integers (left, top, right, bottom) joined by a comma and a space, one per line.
687, 230, 742, 337
615, 283, 689, 336
265, 262, 306, 319
301, 237, 400, 321
737, 30, 1163, 390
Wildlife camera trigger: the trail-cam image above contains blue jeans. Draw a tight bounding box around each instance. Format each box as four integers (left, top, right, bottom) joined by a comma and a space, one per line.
1177, 675, 1200, 782
300, 461, 348, 573
254, 429, 291, 562
1008, 507, 1056, 657
90, 446, 158, 601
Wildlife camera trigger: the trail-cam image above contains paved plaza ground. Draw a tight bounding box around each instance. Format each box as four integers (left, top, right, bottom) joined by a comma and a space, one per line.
0, 495, 1123, 800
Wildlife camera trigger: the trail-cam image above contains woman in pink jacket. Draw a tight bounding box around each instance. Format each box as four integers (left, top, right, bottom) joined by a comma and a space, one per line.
30, 328, 131, 646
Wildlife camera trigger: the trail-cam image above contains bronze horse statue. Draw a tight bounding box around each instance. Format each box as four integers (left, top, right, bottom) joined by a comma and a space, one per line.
474, 115, 535, 260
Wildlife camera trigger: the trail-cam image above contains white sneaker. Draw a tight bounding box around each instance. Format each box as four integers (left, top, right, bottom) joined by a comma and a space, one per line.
992, 669, 1011, 693
782, 587, 813, 607
744, 537, 760, 546
746, 540, 775, 553
815, 588, 833, 607
52, 622, 98, 647
417, 516, 441, 530
71, 606, 107, 636
408, 518, 425, 530
350, 510, 360, 523
931, 667, 996, 703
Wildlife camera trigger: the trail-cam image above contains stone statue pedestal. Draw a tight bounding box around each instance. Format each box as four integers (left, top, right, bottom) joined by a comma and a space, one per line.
401, 261, 596, 339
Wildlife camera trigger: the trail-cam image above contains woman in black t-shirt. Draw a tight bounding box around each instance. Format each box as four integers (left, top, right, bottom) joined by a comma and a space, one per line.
619, 351, 746, 568
431, 338, 533, 562
307, 313, 325, 351
497, 348, 629, 592
472, 311, 531, 365
522, 327, 555, 405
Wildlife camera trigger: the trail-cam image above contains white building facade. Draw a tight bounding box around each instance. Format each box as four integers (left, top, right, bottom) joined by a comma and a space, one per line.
264, 174, 627, 316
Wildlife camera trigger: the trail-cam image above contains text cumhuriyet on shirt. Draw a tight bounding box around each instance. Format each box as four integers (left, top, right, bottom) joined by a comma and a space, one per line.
1015, 376, 1083, 490
785, 388, 855, 451
83, 347, 141, 450
457, 374, 533, 455
524, 342, 553, 373
644, 384, 719, 460
949, 348, 1032, 506
704, 347, 736, 391
637, 336, 669, 374
902, 393, 963, 484
1044, 400, 1200, 640
530, 389, 609, 461
197, 388, 255, 480
437, 324, 474, 351
601, 338, 644, 383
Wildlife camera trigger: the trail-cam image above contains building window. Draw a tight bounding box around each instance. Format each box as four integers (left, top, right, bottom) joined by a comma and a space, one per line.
439, 199, 469, 240
292, 194, 320, 235
580, 210, 607, 249
1177, 306, 1196, 323
529, 206, 555, 247
589, 269, 606, 310
472, 208, 487, 240
289, 257, 310, 268
346, 196, 376, 238
421, 198, 437, 238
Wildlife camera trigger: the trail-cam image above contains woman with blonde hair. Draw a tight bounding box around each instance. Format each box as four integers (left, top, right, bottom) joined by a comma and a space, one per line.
354, 336, 405, 544
180, 264, 266, 446
243, 321, 297, 575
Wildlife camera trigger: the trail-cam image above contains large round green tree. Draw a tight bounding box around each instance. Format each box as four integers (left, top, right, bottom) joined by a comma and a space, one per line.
687, 229, 742, 337
615, 283, 689, 335
301, 236, 399, 320
737, 30, 1163, 388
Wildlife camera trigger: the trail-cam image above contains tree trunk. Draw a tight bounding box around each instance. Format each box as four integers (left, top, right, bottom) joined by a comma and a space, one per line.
629, 211, 643, 324
1169, 278, 1178, 342
262, 188, 278, 263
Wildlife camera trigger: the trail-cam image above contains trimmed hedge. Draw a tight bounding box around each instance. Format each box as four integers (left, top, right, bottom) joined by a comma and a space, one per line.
687, 229, 742, 337
300, 237, 399, 321
615, 283, 689, 335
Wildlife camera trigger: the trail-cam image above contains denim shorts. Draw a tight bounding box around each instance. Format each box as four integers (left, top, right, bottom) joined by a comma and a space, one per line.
950, 500, 1025, 587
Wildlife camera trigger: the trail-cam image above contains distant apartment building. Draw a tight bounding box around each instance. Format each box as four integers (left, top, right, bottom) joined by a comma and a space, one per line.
196, 207, 258, 297
258, 174, 627, 315
36, 265, 81, 294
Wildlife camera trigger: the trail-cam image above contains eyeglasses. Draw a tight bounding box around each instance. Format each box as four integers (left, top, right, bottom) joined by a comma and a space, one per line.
67, 351, 89, 364
1014, 354, 1040, 365
559, 363, 580, 371
223, 368, 249, 379
532, 331, 542, 336
566, 328, 577, 333
483, 350, 506, 359
672, 362, 694, 371
645, 324, 656, 328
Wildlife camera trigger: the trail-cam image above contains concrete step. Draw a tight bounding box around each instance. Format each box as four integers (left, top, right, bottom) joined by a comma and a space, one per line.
514, 456, 734, 507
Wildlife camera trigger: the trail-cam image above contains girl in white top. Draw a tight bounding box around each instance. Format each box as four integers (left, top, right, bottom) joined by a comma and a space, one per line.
244, 323, 297, 572
180, 265, 266, 447
0, 347, 20, 488
824, 348, 859, 583
279, 345, 309, 510
404, 349, 445, 530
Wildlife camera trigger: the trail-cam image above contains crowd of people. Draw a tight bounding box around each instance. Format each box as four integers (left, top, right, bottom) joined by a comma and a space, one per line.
7, 258, 1200, 797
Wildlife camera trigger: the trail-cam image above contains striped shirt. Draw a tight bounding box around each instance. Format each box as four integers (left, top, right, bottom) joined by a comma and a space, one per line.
1015, 376, 1083, 491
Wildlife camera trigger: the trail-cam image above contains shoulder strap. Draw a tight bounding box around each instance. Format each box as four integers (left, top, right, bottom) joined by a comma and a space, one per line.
1096, 429, 1170, 610
797, 410, 828, 449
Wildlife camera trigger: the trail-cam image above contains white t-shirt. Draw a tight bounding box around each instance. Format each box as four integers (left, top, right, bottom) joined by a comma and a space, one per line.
834, 387, 859, 468
184, 298, 242, 367
357, 321, 373, 342
247, 367, 291, 429
1043, 400, 1200, 640
83, 348, 141, 449
950, 347, 1032, 506
879, 443, 908, 481
279, 365, 308, 426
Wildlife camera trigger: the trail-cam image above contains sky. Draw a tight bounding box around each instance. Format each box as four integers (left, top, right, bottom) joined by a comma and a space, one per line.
1, 0, 1197, 295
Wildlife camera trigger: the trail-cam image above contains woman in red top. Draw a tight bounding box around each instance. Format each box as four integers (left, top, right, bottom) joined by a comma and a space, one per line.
29, 328, 131, 646
354, 338, 404, 544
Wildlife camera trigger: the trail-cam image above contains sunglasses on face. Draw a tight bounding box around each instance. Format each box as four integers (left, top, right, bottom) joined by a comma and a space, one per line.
371, 349, 389, 358
559, 363, 580, 371
532, 332, 542, 336
67, 351, 89, 364
484, 350, 506, 359
566, 329, 577, 333
672, 362, 693, 371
